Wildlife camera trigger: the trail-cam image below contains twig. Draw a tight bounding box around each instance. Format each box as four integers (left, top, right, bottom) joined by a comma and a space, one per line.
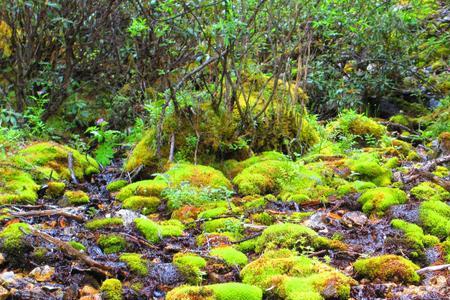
120, 232, 159, 250
232, 232, 262, 244
380, 121, 419, 135
416, 264, 450, 275
10, 209, 84, 222
26, 227, 113, 276
68, 152, 79, 184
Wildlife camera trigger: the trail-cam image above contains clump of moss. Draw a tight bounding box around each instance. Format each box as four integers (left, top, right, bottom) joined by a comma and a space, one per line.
337, 180, 377, 196
391, 219, 439, 258
124, 129, 158, 173
411, 181, 450, 202
166, 282, 263, 300
433, 166, 449, 178
419, 200, 450, 239
32, 247, 48, 262
353, 254, 420, 284
122, 196, 160, 214
209, 246, 248, 267
85, 217, 123, 230
100, 278, 123, 300
0, 166, 39, 204
13, 142, 99, 181
45, 181, 65, 198
389, 114, 411, 127
159, 219, 185, 237
202, 217, 242, 234
223, 151, 288, 178
162, 163, 232, 189
358, 187, 407, 216
116, 179, 168, 201
346, 153, 392, 186
134, 218, 184, 243
68, 241, 86, 251
0, 222, 31, 256
173, 253, 207, 284
197, 207, 228, 220
97, 234, 126, 254
106, 180, 128, 192
119, 253, 148, 276
241, 249, 355, 300
328, 110, 386, 142
251, 212, 274, 225
63, 190, 89, 206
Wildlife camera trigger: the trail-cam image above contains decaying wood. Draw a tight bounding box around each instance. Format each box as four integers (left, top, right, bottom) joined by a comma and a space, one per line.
232, 232, 263, 244
67, 152, 79, 184
10, 208, 84, 222
416, 264, 450, 275
404, 155, 450, 191
120, 232, 159, 250
26, 227, 113, 276
380, 121, 419, 135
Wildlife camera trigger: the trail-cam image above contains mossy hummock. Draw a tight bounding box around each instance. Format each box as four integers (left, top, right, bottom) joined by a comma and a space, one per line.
106, 179, 128, 192
173, 253, 207, 284
241, 249, 355, 300
63, 190, 90, 206
0, 165, 39, 204
166, 282, 263, 300
346, 153, 392, 187
353, 254, 420, 284
119, 253, 148, 276
116, 179, 168, 201
134, 218, 184, 243
122, 196, 161, 213
0, 222, 31, 256
85, 217, 124, 230
97, 234, 127, 254
411, 181, 450, 202
209, 246, 248, 267
419, 200, 450, 239
358, 187, 407, 216
100, 278, 123, 300
45, 181, 65, 198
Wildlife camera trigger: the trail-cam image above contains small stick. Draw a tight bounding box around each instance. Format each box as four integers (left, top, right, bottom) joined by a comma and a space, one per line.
232, 232, 262, 244
10, 209, 84, 222
68, 152, 79, 184
416, 264, 450, 275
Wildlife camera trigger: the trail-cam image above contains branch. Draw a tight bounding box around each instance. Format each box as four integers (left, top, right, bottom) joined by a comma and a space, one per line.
10, 208, 84, 222
416, 264, 450, 275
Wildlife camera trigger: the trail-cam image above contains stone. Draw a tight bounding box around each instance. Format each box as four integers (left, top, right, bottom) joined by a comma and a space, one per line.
29, 265, 55, 282
0, 286, 9, 300
342, 211, 368, 227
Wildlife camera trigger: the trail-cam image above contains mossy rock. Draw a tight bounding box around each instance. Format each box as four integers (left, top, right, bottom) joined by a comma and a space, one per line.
0, 222, 31, 256
419, 200, 450, 239
173, 253, 207, 284
202, 218, 242, 234
328, 110, 386, 140
389, 114, 411, 127
13, 142, 99, 181
0, 165, 39, 204
124, 129, 158, 174
241, 249, 356, 300
358, 187, 407, 216
122, 196, 161, 214
100, 278, 123, 300
106, 180, 128, 192
209, 246, 248, 267
85, 217, 123, 230
353, 254, 420, 284
162, 163, 232, 189
134, 218, 184, 243
222, 151, 288, 178
337, 180, 377, 196
346, 153, 392, 186
45, 181, 65, 198
166, 282, 263, 300
116, 179, 168, 201
197, 207, 229, 220
97, 234, 126, 254
411, 181, 450, 202
119, 253, 148, 276
63, 190, 89, 206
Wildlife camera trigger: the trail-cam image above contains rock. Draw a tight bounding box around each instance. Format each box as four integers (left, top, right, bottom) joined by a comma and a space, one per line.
150, 263, 183, 285
342, 211, 368, 227
0, 271, 16, 285
29, 265, 55, 282
303, 212, 327, 231
0, 286, 9, 300
115, 209, 144, 226
80, 285, 101, 300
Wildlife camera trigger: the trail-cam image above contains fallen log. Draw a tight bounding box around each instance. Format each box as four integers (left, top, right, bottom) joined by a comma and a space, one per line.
416, 264, 450, 275
11, 209, 84, 222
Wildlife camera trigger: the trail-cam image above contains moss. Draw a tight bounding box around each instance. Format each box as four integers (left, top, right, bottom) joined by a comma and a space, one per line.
209, 246, 248, 267
173, 253, 207, 284
124, 129, 158, 173
134, 218, 161, 243
63, 190, 89, 206
97, 234, 126, 254
337, 180, 377, 196
119, 253, 148, 276
389, 114, 411, 127
85, 217, 123, 230
330, 109, 386, 139
197, 207, 228, 220
411, 181, 450, 202
116, 179, 168, 201
32, 247, 48, 261
45, 181, 65, 198
419, 200, 450, 239
106, 180, 128, 192
433, 166, 449, 178
0, 222, 31, 256
237, 238, 258, 253
223, 151, 288, 178
171, 205, 203, 223
391, 219, 439, 258
202, 217, 242, 234
166, 282, 263, 300
353, 254, 420, 284
159, 219, 185, 237
122, 196, 161, 214
13, 142, 99, 181
384, 157, 400, 169
241, 249, 355, 300
391, 139, 412, 156
407, 150, 421, 161
0, 165, 39, 204
443, 239, 450, 263
162, 163, 232, 189
196, 232, 242, 246
251, 212, 274, 225
358, 187, 407, 216
100, 279, 123, 300
68, 241, 86, 251
346, 153, 392, 186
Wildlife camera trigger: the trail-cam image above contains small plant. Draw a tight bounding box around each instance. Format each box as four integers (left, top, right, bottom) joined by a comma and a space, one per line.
24, 92, 49, 136
128, 17, 149, 38
86, 120, 122, 166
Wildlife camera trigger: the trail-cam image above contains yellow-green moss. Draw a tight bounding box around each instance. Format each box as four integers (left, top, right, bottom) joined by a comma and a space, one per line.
0, 165, 39, 204
241, 249, 355, 300
222, 151, 288, 178
0, 222, 31, 256
209, 246, 248, 267
353, 254, 420, 284
97, 234, 126, 254
337, 180, 377, 196
202, 218, 242, 234
134, 218, 184, 243
159, 219, 185, 237
346, 153, 392, 186
106, 180, 128, 192
100, 279, 123, 300
45, 181, 65, 198
197, 207, 228, 220
85, 217, 123, 230
119, 253, 148, 276
116, 179, 168, 201
124, 129, 158, 173
122, 196, 161, 213
13, 142, 99, 181
162, 163, 232, 189
166, 282, 263, 300
419, 200, 450, 239
411, 181, 450, 202
68, 241, 86, 251
389, 114, 411, 127
173, 253, 207, 284
433, 166, 449, 178
329, 110, 386, 140
64, 190, 89, 206
358, 187, 407, 216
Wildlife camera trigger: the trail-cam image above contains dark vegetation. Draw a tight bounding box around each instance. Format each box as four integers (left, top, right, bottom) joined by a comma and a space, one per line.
0, 0, 449, 299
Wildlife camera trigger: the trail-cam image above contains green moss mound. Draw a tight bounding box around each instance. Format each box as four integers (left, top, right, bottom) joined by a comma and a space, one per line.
85, 217, 123, 230
116, 179, 168, 201
122, 196, 160, 213
330, 110, 386, 138
106, 180, 128, 192
63, 190, 89, 206
166, 282, 263, 300
134, 218, 184, 243
241, 249, 355, 300
358, 187, 407, 216
68, 241, 86, 251
119, 253, 148, 276
0, 165, 39, 204
337, 180, 377, 196
162, 163, 232, 189
353, 254, 420, 284
100, 278, 123, 300
223, 151, 288, 178
209, 246, 248, 267
97, 234, 126, 254
173, 253, 207, 284
45, 181, 65, 198
411, 181, 450, 202
419, 200, 450, 239
0, 222, 31, 256
346, 153, 392, 186
124, 128, 158, 173
202, 217, 242, 234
